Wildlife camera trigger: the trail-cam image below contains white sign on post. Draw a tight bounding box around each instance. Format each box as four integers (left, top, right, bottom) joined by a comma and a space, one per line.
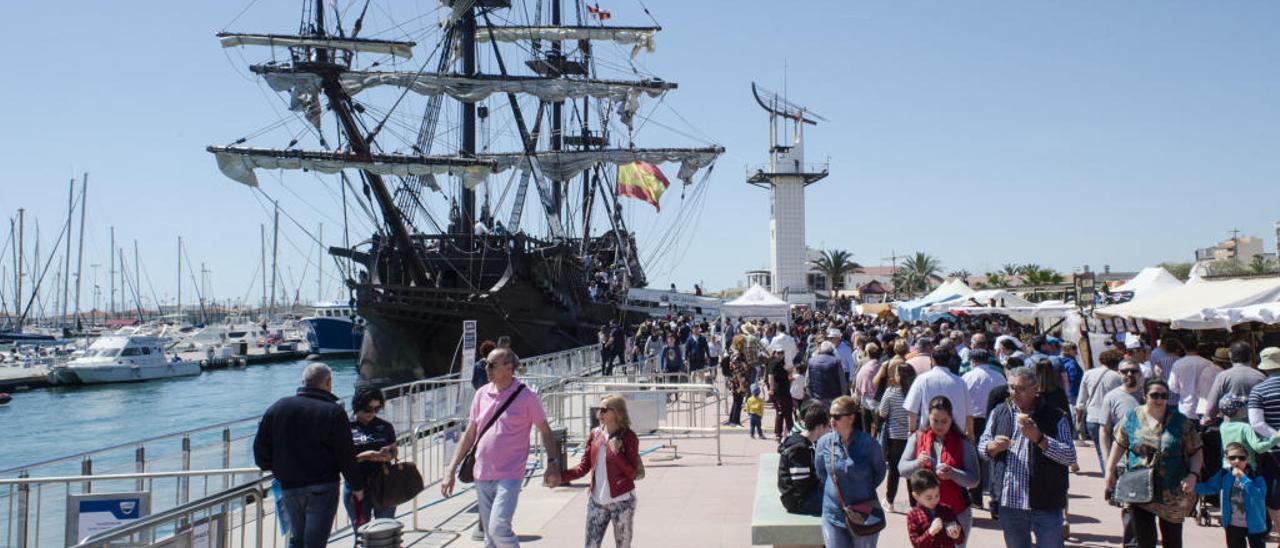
65, 492, 150, 546
462, 320, 478, 373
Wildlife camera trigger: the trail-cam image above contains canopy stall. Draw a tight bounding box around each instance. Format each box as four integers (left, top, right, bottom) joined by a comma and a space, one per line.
1096, 277, 1280, 328
1112, 267, 1183, 301
894, 279, 974, 322
723, 285, 790, 327
1171, 302, 1280, 330
922, 289, 1034, 322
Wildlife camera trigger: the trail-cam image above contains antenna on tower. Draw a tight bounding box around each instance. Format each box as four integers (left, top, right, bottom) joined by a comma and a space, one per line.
751, 82, 827, 125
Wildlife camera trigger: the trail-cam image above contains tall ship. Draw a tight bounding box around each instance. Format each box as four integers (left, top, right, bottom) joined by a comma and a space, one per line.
212, 0, 723, 384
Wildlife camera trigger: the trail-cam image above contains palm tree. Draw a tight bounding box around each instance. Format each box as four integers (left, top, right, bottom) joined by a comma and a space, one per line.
977, 272, 1009, 289
1022, 266, 1065, 285
1250, 255, 1275, 275
893, 252, 943, 297
1000, 263, 1022, 278
947, 269, 973, 282
810, 249, 863, 293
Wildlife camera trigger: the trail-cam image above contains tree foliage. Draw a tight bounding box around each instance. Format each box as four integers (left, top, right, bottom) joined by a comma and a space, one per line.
1158, 262, 1193, 282
893, 252, 943, 297
810, 249, 863, 291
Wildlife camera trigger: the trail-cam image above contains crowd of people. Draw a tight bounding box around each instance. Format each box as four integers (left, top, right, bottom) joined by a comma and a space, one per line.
251, 305, 1280, 548
732, 308, 1280, 548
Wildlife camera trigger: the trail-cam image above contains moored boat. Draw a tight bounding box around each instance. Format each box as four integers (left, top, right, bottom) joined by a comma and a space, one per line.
49, 335, 201, 385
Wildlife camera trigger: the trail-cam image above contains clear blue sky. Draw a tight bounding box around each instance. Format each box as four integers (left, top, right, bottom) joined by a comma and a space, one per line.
3, 1, 1278, 312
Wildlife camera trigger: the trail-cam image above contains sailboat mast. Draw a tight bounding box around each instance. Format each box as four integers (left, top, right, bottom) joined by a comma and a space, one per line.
109, 225, 115, 319
271, 201, 279, 315
73, 173, 88, 327
133, 239, 140, 317
317, 223, 323, 302
260, 224, 267, 311
460, 5, 478, 237
550, 0, 563, 215
63, 179, 74, 324
177, 236, 182, 320
309, 0, 429, 285
16, 208, 23, 322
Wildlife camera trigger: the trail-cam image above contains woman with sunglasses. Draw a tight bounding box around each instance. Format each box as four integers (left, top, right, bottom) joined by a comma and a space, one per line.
1193, 442, 1267, 548
899, 396, 980, 547
561, 395, 642, 548
814, 395, 887, 548
345, 388, 398, 526
1105, 378, 1204, 548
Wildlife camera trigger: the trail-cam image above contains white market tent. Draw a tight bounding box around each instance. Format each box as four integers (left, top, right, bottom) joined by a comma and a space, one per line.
1095, 277, 1280, 328
723, 285, 790, 326
1172, 302, 1280, 330
894, 279, 974, 322
1113, 267, 1183, 301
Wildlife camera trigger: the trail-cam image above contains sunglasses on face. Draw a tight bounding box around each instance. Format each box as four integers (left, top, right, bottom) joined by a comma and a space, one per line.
1119, 369, 1140, 376
597, 407, 613, 414
1008, 384, 1035, 393
1227, 455, 1249, 462
1147, 392, 1169, 400
830, 413, 852, 420
363, 405, 381, 413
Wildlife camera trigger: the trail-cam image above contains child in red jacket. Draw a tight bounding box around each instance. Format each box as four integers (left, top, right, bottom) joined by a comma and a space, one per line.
905, 469, 965, 548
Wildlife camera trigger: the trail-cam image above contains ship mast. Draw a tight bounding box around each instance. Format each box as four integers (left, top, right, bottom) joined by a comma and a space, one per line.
312, 0, 429, 286
459, 5, 478, 241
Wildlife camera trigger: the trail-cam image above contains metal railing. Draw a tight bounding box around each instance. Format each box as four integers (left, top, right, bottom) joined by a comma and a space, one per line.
1, 416, 264, 548
3, 468, 263, 547
29, 343, 726, 547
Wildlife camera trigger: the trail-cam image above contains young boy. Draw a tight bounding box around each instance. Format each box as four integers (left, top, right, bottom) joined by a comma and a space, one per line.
1195, 442, 1268, 548
746, 385, 765, 439
905, 469, 965, 548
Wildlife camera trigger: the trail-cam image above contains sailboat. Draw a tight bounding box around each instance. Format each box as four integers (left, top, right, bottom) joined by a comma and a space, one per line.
212, 0, 723, 385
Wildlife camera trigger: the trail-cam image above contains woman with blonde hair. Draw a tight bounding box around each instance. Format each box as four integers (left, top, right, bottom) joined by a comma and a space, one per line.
815, 396, 887, 547
561, 395, 643, 548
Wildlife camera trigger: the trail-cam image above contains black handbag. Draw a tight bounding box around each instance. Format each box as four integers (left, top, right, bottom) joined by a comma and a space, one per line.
367, 460, 425, 508
1113, 450, 1164, 505
828, 444, 887, 537
459, 384, 525, 484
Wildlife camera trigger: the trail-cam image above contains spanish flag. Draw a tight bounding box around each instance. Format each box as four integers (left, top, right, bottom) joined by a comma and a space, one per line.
617, 161, 670, 211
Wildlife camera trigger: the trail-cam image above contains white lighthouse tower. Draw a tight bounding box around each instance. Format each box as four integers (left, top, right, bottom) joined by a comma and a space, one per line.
747, 83, 828, 305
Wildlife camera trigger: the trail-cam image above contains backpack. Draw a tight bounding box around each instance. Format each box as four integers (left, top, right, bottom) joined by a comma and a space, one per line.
777, 435, 818, 513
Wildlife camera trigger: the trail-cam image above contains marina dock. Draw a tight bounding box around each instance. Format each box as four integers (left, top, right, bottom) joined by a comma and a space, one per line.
0, 366, 50, 391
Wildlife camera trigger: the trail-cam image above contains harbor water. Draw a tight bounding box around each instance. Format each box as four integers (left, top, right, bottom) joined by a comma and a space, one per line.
0, 358, 358, 472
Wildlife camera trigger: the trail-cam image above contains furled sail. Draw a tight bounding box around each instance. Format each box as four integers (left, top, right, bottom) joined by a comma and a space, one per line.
251, 66, 675, 128
218, 33, 416, 59
484, 147, 724, 184
475, 26, 659, 58
208, 146, 496, 188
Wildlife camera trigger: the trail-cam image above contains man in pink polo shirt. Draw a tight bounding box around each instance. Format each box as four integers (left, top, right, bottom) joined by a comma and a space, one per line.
443, 348, 560, 547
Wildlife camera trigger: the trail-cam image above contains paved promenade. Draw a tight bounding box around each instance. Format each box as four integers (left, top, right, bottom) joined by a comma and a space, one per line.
396, 408, 1226, 547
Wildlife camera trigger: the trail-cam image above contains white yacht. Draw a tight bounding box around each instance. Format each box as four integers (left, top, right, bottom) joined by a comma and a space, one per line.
49, 335, 201, 385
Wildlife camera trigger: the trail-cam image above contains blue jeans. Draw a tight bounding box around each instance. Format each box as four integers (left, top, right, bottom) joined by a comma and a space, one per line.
999, 507, 1065, 548
1085, 421, 1105, 471
343, 482, 395, 527
280, 482, 340, 548
820, 521, 880, 548
476, 479, 523, 548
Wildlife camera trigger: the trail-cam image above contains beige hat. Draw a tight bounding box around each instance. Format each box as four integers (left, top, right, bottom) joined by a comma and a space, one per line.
1260, 347, 1280, 372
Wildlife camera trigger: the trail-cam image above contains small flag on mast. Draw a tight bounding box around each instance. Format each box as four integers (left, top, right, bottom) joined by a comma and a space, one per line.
587, 4, 612, 21
616, 161, 670, 211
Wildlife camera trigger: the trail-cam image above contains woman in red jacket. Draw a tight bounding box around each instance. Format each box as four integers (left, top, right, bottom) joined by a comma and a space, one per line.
561, 394, 643, 548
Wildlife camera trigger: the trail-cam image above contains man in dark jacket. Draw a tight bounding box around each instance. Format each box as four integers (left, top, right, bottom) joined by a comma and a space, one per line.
685, 325, 711, 373
254, 363, 363, 548
778, 403, 831, 515
807, 341, 848, 406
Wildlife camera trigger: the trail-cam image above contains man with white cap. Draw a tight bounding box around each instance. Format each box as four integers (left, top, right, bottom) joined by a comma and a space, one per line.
829, 328, 855, 386
1247, 347, 1280, 534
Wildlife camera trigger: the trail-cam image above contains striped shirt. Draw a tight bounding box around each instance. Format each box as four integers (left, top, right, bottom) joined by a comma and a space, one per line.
1247, 375, 1280, 454
879, 386, 911, 440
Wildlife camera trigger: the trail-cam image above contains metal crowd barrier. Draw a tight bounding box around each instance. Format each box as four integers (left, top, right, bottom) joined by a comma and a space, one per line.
0, 416, 263, 548
28, 344, 723, 547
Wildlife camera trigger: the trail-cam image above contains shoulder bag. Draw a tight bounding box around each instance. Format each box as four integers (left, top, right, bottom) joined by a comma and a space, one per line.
828, 443, 887, 537
1113, 449, 1164, 505
458, 384, 526, 483
367, 458, 425, 508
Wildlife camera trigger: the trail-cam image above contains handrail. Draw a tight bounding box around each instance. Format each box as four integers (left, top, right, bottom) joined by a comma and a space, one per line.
0, 414, 261, 476
0, 467, 261, 486
74, 476, 272, 548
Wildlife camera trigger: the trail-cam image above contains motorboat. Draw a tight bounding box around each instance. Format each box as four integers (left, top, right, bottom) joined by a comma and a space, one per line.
48, 335, 201, 385
300, 302, 362, 356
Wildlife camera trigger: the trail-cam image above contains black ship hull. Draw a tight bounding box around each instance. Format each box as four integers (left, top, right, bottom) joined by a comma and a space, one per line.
349, 233, 642, 385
